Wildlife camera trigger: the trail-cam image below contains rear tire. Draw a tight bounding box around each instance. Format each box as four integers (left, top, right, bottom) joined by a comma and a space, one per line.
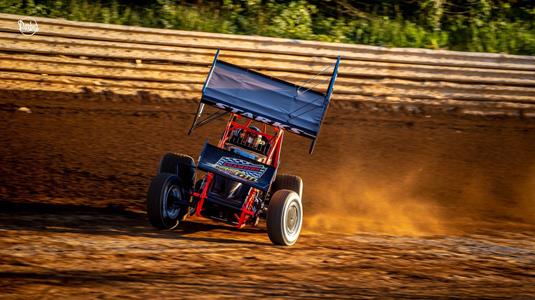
267, 190, 303, 246
147, 173, 189, 229
271, 174, 303, 197
158, 153, 195, 190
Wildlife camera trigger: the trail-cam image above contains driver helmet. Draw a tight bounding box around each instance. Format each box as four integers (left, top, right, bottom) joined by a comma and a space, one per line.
248, 125, 265, 148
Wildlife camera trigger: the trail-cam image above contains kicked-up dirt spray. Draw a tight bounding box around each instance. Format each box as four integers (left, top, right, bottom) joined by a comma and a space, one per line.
303, 162, 448, 236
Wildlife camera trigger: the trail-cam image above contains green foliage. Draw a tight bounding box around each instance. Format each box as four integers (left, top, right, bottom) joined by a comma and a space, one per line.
1, 0, 533, 55
263, 0, 317, 39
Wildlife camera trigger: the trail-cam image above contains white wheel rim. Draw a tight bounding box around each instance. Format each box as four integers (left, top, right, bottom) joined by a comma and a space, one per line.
282, 197, 302, 243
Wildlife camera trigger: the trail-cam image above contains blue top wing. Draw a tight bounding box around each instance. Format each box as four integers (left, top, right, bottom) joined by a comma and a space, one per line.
193, 49, 341, 153
203, 60, 326, 139
200, 51, 340, 141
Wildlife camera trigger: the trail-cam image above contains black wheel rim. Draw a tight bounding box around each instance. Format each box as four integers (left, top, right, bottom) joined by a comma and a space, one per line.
162, 184, 182, 219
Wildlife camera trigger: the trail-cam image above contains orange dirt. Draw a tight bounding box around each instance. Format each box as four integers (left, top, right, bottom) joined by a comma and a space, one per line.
1, 96, 535, 298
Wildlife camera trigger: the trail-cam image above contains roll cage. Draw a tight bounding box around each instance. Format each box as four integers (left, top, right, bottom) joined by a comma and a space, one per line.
192, 114, 284, 228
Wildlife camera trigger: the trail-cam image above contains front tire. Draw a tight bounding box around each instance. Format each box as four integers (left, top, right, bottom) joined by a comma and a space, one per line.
147, 173, 189, 230
267, 190, 303, 246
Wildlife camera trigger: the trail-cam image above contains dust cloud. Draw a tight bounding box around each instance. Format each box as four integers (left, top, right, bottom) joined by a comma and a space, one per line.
304, 161, 448, 236
303, 159, 535, 236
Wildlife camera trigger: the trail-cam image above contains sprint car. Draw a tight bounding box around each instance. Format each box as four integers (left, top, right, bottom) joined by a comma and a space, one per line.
147, 50, 340, 245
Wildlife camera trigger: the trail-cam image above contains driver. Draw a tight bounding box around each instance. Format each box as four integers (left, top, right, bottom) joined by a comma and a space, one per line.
248, 126, 265, 149
228, 126, 266, 160
231, 126, 265, 149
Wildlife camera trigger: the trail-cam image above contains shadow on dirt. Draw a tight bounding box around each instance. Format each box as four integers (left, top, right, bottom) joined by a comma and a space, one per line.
0, 200, 268, 246
0, 270, 252, 289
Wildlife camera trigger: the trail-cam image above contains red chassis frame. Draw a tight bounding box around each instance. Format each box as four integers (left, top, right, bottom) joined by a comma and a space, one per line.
190, 114, 284, 228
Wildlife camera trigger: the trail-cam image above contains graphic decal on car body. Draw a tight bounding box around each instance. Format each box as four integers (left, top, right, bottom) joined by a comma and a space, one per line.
211, 156, 267, 182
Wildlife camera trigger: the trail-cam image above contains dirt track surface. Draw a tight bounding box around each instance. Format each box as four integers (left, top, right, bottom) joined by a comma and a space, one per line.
1, 203, 535, 299
1, 97, 535, 298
